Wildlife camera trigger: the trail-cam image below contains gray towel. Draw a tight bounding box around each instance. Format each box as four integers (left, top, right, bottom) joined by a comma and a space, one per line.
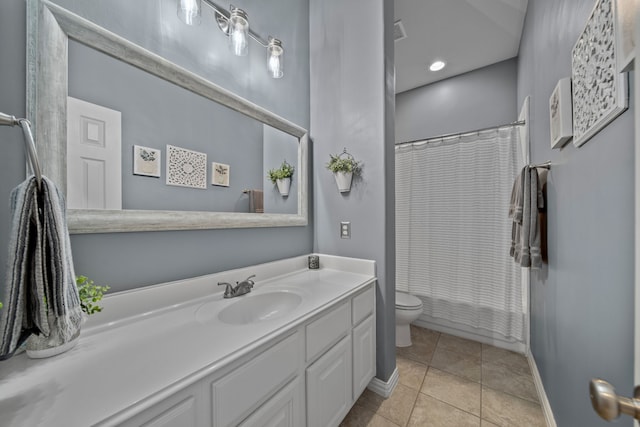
249, 189, 264, 213
0, 176, 82, 359
509, 166, 544, 269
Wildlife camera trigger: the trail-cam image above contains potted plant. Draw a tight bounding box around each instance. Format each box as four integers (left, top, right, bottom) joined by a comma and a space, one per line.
326, 148, 362, 193
26, 275, 109, 359
267, 160, 295, 196
76, 275, 110, 315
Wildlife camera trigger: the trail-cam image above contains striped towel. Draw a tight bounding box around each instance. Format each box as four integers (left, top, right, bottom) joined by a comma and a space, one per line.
0, 176, 82, 359
509, 166, 544, 268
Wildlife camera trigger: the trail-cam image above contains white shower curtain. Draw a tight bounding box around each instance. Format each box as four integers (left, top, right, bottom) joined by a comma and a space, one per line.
396, 126, 525, 343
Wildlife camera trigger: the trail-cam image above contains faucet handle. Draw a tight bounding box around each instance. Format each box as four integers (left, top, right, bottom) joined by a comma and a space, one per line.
242, 274, 256, 287
218, 281, 234, 297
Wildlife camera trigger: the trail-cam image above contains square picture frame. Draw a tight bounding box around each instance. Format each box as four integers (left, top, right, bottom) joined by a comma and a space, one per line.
212, 162, 230, 187
549, 78, 573, 149
133, 145, 161, 177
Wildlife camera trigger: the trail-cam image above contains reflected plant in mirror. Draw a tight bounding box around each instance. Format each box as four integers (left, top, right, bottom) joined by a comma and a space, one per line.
268, 160, 295, 197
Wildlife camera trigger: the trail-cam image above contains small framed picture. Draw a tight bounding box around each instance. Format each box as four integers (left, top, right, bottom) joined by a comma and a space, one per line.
212, 162, 230, 187
615, 0, 636, 72
133, 145, 161, 177
549, 78, 573, 149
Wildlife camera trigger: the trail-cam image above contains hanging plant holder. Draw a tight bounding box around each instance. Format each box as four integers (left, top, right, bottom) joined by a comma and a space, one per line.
326, 148, 362, 193
276, 177, 291, 196
267, 160, 295, 197
334, 171, 353, 193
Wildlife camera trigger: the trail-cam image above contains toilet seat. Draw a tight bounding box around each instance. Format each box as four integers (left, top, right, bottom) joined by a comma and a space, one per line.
395, 292, 422, 310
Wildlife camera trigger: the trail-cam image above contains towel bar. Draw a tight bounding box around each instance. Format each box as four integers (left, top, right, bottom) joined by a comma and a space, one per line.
0, 111, 43, 189
530, 161, 551, 169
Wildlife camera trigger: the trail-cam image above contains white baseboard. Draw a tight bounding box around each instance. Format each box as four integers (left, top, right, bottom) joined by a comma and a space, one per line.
413, 319, 526, 354
367, 367, 399, 398
527, 351, 557, 427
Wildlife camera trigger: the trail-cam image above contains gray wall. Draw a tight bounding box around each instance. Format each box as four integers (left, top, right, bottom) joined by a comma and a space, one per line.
518, 1, 635, 426
0, 0, 311, 293
396, 58, 518, 143
310, 0, 396, 381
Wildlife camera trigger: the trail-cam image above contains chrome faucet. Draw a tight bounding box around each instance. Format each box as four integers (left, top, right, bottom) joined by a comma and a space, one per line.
218, 274, 256, 298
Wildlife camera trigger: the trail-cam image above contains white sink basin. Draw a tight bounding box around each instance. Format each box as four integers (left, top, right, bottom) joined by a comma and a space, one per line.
215, 291, 303, 325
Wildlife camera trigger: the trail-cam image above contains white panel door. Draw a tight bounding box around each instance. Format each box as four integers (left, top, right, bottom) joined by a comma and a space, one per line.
67, 96, 122, 210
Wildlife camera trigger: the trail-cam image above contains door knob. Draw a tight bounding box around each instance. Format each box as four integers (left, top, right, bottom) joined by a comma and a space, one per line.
590, 378, 640, 421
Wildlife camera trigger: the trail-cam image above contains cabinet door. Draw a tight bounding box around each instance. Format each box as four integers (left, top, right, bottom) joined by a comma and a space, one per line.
209, 332, 300, 427
115, 384, 201, 427
352, 314, 376, 401
239, 377, 304, 427
306, 335, 352, 427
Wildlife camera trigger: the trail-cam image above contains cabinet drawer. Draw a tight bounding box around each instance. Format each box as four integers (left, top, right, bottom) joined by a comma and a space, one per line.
239, 377, 304, 427
209, 332, 300, 427
306, 302, 350, 362
351, 285, 374, 325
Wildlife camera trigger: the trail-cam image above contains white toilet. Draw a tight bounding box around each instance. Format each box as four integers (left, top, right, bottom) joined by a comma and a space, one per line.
395, 291, 424, 347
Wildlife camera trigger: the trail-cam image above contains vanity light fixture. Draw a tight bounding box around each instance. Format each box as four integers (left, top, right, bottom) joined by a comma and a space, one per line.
177, 0, 202, 26
177, 0, 285, 78
429, 60, 446, 72
267, 37, 284, 79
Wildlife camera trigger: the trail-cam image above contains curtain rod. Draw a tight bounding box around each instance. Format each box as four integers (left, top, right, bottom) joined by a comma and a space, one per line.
395, 120, 526, 147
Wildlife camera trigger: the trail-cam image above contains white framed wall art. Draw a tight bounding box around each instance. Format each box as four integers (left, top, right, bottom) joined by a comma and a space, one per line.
212, 162, 230, 187
549, 78, 573, 149
133, 145, 161, 177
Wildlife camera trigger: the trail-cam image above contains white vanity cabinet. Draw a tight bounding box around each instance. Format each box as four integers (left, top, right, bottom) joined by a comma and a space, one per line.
103, 285, 375, 427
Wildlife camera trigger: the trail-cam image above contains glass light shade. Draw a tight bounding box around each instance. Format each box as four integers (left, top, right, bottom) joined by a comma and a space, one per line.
267, 38, 284, 79
229, 8, 249, 56
429, 60, 446, 72
177, 0, 201, 26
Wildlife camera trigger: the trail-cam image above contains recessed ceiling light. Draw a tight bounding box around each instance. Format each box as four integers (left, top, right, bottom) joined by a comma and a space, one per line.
429, 60, 446, 72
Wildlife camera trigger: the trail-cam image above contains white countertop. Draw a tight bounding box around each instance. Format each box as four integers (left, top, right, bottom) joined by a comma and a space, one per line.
0, 254, 375, 427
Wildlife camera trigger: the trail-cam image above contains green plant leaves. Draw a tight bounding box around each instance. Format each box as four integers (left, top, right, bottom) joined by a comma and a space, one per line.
267, 160, 295, 184
76, 275, 110, 315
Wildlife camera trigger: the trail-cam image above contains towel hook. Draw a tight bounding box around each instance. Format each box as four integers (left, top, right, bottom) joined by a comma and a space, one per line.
0, 112, 43, 189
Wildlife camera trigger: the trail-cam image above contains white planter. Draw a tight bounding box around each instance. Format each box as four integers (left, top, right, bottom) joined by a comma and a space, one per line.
333, 171, 353, 193
276, 178, 291, 196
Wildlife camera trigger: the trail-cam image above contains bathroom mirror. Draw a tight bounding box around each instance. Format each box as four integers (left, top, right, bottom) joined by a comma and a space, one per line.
26, 0, 308, 233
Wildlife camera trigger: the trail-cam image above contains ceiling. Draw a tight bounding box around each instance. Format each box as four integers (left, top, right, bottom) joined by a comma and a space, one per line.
394, 0, 529, 94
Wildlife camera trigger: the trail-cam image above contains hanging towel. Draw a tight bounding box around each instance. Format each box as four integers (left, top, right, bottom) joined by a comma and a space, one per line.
0, 176, 82, 359
509, 166, 544, 269
249, 190, 264, 213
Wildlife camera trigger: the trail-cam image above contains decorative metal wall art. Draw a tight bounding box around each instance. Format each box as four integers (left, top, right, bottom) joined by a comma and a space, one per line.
166, 144, 207, 189
571, 0, 628, 147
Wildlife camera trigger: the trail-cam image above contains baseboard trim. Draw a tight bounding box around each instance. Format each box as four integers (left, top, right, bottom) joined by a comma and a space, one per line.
527, 351, 557, 427
413, 319, 526, 354
367, 367, 399, 398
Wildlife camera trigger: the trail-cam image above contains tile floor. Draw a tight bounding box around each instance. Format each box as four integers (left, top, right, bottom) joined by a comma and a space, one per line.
341, 325, 547, 427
